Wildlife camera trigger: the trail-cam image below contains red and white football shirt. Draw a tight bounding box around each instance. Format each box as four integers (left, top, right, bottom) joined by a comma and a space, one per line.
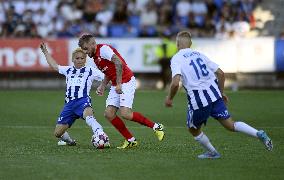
92, 44, 133, 86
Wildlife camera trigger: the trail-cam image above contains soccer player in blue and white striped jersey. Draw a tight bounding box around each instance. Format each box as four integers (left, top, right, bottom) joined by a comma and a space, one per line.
165, 31, 273, 159
40, 42, 109, 147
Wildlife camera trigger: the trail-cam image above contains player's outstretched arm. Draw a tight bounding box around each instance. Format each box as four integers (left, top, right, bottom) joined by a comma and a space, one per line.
40, 42, 59, 71
165, 74, 181, 107
96, 76, 110, 96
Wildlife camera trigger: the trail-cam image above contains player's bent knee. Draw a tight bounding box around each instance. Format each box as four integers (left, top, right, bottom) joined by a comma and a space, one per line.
120, 112, 132, 120
119, 108, 133, 120
83, 107, 93, 117
104, 111, 116, 121
218, 118, 235, 132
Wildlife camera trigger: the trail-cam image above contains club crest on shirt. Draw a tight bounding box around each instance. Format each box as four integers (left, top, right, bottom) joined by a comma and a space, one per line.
78, 73, 84, 78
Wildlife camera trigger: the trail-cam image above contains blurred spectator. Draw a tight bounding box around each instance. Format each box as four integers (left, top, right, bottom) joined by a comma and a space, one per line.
127, 0, 141, 15
215, 24, 229, 39
13, 24, 26, 38
96, 4, 113, 26
232, 11, 250, 37
57, 21, 73, 38
59, 1, 82, 22
0, 2, 5, 24
43, 0, 59, 18
48, 17, 64, 37
112, 1, 128, 24
95, 21, 108, 37
279, 30, 284, 40
13, 0, 27, 15
176, 0, 192, 18
187, 12, 199, 37
155, 34, 177, 89
205, 0, 217, 19
215, 15, 232, 34
0, 0, 261, 38
24, 15, 40, 37
158, 0, 173, 26
202, 15, 216, 37
192, 0, 207, 27
158, 0, 174, 36
220, 2, 232, 22
140, 1, 158, 37
82, 0, 101, 23
33, 8, 51, 25
1, 6, 19, 37
26, 0, 41, 12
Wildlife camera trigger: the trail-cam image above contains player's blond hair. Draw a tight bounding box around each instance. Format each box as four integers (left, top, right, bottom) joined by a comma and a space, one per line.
72, 48, 86, 59
176, 31, 192, 49
177, 31, 192, 40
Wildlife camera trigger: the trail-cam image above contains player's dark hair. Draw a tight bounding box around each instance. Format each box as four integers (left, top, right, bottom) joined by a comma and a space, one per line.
78, 34, 94, 48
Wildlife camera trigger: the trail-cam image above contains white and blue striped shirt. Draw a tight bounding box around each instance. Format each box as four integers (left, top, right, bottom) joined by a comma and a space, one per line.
171, 48, 221, 110
58, 66, 104, 103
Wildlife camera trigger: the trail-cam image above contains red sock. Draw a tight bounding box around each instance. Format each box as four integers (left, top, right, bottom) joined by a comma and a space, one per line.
111, 116, 133, 140
132, 112, 155, 128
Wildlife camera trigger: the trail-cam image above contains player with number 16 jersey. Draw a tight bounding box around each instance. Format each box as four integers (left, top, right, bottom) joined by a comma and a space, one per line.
171, 48, 222, 111
165, 31, 273, 159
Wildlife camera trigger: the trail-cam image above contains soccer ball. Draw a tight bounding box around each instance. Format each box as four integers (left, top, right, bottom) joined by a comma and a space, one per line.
91, 133, 110, 149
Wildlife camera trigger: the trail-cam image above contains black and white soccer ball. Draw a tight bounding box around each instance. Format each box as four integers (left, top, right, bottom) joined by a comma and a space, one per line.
91, 133, 110, 149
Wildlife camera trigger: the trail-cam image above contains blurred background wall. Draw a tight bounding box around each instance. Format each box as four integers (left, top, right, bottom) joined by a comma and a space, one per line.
0, 0, 284, 89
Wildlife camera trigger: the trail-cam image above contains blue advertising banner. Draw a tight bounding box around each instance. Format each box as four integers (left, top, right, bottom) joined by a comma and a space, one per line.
275, 39, 284, 71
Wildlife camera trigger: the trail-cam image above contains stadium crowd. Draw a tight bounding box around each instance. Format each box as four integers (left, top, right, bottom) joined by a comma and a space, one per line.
0, 0, 261, 39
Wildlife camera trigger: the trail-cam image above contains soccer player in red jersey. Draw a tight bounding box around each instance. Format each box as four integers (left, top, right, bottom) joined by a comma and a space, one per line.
78, 34, 165, 148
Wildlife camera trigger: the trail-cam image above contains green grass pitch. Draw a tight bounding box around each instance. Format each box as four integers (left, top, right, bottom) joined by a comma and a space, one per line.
0, 90, 283, 180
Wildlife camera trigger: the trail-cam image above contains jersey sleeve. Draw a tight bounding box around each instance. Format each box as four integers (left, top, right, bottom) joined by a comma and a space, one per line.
201, 54, 219, 72
58, 65, 70, 76
170, 55, 181, 77
100, 45, 115, 60
90, 67, 105, 81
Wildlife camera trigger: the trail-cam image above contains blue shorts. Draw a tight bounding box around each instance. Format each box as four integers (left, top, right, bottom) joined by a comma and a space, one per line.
57, 97, 92, 127
186, 98, 230, 129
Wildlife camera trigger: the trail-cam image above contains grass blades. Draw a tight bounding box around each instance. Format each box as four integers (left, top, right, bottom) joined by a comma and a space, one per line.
0, 90, 283, 180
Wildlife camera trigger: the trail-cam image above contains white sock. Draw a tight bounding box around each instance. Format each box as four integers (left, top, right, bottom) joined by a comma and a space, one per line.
234, 121, 258, 137
153, 123, 159, 130
194, 132, 217, 153
61, 132, 72, 142
86, 116, 104, 135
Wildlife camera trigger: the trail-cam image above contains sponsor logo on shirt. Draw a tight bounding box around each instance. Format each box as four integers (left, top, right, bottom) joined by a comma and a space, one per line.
102, 66, 108, 72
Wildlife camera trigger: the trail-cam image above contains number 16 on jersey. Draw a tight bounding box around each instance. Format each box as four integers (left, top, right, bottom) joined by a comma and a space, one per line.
189, 58, 209, 79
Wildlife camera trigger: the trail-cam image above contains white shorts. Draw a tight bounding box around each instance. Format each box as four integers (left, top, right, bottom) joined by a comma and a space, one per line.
106, 76, 136, 109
